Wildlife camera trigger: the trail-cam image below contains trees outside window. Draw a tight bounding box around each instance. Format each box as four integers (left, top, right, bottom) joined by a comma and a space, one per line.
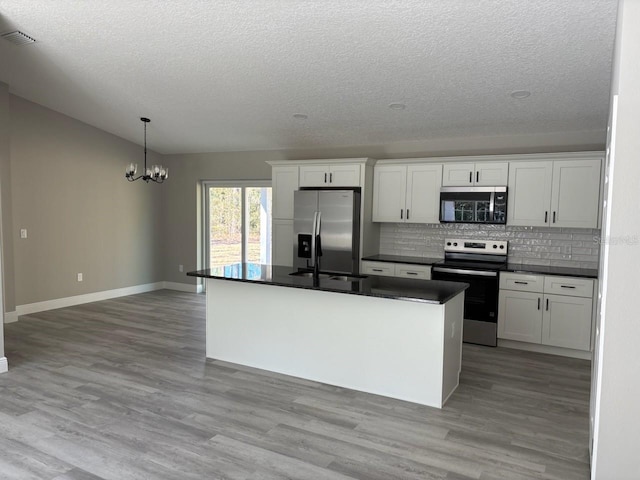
205, 183, 272, 268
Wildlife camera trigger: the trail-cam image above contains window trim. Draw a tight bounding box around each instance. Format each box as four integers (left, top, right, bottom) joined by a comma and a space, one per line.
202, 180, 272, 271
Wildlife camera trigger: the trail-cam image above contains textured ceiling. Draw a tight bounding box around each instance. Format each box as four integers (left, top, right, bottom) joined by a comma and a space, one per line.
0, 0, 618, 154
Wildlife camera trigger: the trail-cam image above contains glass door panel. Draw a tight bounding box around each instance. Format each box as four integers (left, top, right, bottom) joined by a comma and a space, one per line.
245, 187, 272, 264
209, 187, 242, 268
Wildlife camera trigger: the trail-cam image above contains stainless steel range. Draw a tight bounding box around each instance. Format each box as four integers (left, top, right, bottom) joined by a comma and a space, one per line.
431, 239, 508, 347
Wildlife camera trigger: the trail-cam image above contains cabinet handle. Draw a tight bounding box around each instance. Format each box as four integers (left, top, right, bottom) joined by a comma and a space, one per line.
330, 172, 333, 183
560, 285, 576, 289
476, 171, 479, 183
406, 272, 418, 275
400, 209, 403, 219
469, 171, 473, 183
546, 298, 549, 311
324, 173, 327, 183
553, 211, 556, 223
372, 268, 383, 272
545, 211, 548, 223
538, 298, 541, 310
407, 209, 410, 220
514, 281, 528, 285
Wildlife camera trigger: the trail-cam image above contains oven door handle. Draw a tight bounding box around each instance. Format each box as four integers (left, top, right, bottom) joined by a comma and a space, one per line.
432, 267, 498, 277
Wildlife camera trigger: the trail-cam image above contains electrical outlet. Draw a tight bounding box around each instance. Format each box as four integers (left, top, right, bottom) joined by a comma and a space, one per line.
179, 264, 184, 272
20, 229, 27, 239
563, 244, 572, 255
77, 273, 83, 282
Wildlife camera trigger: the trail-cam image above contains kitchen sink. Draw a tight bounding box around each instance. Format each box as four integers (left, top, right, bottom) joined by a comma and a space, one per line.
289, 271, 368, 282
289, 271, 332, 279
328, 275, 368, 282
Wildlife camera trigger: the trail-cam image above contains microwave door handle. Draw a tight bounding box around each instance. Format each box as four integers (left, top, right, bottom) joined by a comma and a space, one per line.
489, 191, 495, 222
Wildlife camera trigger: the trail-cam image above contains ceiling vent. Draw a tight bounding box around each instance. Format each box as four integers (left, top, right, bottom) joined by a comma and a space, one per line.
1, 31, 36, 46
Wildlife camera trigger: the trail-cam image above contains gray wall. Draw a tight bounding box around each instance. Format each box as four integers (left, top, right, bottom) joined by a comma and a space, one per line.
0, 82, 11, 356
9, 96, 163, 306
592, 0, 640, 477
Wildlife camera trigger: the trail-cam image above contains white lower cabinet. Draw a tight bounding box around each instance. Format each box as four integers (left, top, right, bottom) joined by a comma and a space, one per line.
498, 290, 543, 343
498, 272, 595, 352
361, 260, 431, 280
542, 294, 593, 351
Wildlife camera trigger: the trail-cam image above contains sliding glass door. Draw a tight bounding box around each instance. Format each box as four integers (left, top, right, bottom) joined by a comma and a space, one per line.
204, 182, 272, 268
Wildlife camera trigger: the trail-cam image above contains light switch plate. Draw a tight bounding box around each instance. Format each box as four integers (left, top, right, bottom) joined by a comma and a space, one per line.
20, 229, 27, 239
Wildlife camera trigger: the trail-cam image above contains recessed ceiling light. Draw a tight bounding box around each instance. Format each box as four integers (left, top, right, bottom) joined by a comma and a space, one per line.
292, 113, 308, 120
510, 90, 531, 99
388, 103, 406, 110
1, 30, 36, 46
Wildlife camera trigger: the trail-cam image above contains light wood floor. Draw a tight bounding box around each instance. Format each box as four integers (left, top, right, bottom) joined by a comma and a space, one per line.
1, 290, 592, 479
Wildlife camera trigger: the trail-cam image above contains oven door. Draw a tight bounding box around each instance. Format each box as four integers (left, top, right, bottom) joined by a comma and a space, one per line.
431, 267, 499, 346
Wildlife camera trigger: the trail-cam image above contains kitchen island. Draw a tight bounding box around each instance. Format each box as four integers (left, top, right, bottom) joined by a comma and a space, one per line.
188, 264, 468, 408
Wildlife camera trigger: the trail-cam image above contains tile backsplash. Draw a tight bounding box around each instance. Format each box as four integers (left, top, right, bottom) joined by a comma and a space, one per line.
379, 223, 601, 269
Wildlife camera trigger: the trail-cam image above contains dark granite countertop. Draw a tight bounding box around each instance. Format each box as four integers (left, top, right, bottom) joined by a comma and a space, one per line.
505, 263, 598, 279
187, 263, 468, 305
361, 254, 443, 266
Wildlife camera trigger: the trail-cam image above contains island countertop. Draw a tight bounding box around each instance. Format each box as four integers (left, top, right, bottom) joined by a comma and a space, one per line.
187, 263, 468, 305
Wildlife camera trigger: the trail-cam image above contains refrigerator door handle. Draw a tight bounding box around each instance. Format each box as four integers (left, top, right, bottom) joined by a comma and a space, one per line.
310, 211, 318, 267
315, 211, 322, 258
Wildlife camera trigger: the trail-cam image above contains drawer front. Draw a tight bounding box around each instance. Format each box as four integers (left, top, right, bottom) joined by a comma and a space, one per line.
500, 272, 544, 293
361, 261, 395, 277
543, 276, 594, 298
394, 264, 431, 280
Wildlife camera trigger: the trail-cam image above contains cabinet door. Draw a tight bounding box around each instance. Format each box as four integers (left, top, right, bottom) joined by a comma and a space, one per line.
475, 162, 509, 186
542, 294, 592, 350
299, 165, 329, 187
405, 164, 442, 224
442, 163, 475, 186
372, 165, 407, 222
272, 219, 294, 267
507, 161, 553, 227
550, 159, 602, 228
498, 290, 543, 343
272, 166, 299, 219
329, 164, 361, 187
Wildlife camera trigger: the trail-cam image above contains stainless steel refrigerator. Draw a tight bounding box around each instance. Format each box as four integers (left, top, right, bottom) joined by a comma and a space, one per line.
293, 189, 361, 275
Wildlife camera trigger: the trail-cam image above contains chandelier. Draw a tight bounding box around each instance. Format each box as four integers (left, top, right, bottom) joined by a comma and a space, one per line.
125, 117, 168, 183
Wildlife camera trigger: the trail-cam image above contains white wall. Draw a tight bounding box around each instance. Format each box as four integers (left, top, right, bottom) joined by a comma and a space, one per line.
592, 0, 640, 478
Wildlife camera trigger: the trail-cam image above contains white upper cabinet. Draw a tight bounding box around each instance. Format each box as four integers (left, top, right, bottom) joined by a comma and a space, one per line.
372, 165, 406, 222
550, 160, 602, 228
372, 163, 442, 223
442, 162, 508, 186
507, 161, 554, 227
271, 165, 299, 219
508, 158, 602, 228
405, 164, 443, 223
299, 164, 361, 187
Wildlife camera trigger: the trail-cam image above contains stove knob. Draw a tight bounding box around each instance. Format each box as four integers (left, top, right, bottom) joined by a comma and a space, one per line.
453, 242, 458, 247
493, 244, 498, 249
499, 245, 505, 249
447, 242, 451, 246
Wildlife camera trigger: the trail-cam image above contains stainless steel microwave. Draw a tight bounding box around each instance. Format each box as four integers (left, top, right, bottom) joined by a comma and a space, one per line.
439, 186, 507, 224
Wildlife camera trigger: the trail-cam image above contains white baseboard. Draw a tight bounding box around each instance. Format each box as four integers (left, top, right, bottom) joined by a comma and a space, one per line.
162, 281, 202, 293
4, 311, 18, 324
15, 282, 165, 318
498, 339, 592, 360
0, 357, 7, 373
